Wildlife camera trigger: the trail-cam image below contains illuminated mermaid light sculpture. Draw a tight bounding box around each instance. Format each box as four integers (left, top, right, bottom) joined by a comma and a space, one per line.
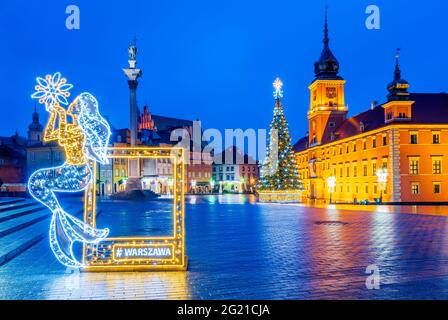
29, 72, 110, 268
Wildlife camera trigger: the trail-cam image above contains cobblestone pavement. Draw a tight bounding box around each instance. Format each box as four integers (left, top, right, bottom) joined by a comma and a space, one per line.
2, 195, 448, 300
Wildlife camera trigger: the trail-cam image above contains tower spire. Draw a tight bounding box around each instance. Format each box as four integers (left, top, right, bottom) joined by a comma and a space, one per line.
313, 6, 341, 80
387, 48, 410, 101
394, 48, 401, 80
323, 6, 329, 46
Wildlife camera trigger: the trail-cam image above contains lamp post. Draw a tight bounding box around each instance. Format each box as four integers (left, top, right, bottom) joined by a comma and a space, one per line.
376, 168, 388, 204
250, 177, 256, 193
210, 179, 215, 194
240, 177, 245, 193
327, 176, 336, 204
191, 180, 197, 194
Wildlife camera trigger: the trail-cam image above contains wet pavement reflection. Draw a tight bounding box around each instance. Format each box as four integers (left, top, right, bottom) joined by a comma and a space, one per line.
1, 194, 448, 299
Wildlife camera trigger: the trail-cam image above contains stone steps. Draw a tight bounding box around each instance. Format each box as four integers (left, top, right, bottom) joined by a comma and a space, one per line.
0, 204, 83, 266
0, 199, 37, 212
0, 198, 26, 208
0, 219, 50, 266
0, 209, 51, 238
0, 204, 46, 223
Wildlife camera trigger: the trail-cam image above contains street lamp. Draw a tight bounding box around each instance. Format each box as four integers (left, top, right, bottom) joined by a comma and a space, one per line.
210, 179, 215, 193
240, 177, 245, 193
327, 176, 336, 204
376, 168, 388, 204
191, 180, 197, 194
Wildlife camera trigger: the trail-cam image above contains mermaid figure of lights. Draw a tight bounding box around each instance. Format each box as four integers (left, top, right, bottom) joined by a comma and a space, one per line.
29, 72, 111, 268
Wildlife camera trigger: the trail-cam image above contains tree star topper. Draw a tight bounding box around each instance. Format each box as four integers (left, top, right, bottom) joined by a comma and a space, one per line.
273, 77, 284, 99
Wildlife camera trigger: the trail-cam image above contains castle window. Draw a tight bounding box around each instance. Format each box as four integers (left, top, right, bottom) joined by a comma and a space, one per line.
373, 184, 378, 194
372, 162, 377, 176
364, 183, 369, 194
411, 182, 420, 195
363, 140, 367, 150
432, 157, 442, 175
382, 134, 387, 146
329, 122, 335, 128
409, 157, 419, 175
346, 166, 350, 177
372, 137, 377, 148
410, 132, 418, 144
432, 132, 441, 144
433, 182, 441, 194
363, 162, 368, 176
353, 143, 357, 152
382, 158, 388, 169
353, 163, 358, 177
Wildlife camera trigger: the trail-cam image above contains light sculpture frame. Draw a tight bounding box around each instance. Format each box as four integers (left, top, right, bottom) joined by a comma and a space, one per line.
82, 147, 187, 271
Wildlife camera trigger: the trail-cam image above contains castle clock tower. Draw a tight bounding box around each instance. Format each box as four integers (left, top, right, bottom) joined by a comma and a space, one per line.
308, 8, 348, 146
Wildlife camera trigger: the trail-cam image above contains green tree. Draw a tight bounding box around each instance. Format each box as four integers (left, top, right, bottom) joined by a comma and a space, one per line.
259, 78, 302, 191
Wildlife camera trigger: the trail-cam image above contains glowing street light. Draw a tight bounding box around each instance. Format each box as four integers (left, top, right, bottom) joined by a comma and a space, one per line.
376, 168, 388, 204
191, 180, 197, 194
327, 176, 336, 204
210, 179, 215, 193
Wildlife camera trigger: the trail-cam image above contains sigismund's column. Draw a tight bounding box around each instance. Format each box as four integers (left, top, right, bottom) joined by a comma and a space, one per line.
123, 38, 143, 190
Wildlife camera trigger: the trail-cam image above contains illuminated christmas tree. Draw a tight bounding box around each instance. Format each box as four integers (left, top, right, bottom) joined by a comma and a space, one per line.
259, 78, 302, 191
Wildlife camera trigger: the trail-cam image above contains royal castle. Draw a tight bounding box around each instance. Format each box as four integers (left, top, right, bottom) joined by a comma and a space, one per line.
294, 15, 448, 204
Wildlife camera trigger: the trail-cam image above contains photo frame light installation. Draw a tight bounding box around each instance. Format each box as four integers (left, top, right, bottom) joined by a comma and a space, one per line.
82, 147, 187, 271
29, 72, 111, 268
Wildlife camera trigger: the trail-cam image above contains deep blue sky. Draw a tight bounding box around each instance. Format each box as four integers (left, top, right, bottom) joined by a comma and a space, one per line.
0, 0, 447, 142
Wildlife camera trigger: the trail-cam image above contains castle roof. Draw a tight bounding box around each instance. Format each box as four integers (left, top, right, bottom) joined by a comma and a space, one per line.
294, 93, 448, 152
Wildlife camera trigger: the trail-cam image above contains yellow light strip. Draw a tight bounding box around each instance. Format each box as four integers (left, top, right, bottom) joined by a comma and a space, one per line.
82, 146, 186, 271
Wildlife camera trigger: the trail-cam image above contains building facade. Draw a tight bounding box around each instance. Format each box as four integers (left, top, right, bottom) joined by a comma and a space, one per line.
212, 147, 259, 193
0, 134, 27, 192
294, 16, 448, 204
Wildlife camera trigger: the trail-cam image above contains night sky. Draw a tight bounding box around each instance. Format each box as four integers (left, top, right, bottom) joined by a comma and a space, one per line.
1, 0, 447, 143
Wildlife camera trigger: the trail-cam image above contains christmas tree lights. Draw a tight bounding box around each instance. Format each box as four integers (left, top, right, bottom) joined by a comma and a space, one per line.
29, 72, 111, 268
258, 78, 302, 202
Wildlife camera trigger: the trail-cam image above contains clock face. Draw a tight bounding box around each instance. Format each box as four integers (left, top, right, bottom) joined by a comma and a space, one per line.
326, 87, 337, 99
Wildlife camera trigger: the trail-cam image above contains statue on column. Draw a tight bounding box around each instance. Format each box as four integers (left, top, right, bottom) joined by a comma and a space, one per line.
128, 37, 138, 62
